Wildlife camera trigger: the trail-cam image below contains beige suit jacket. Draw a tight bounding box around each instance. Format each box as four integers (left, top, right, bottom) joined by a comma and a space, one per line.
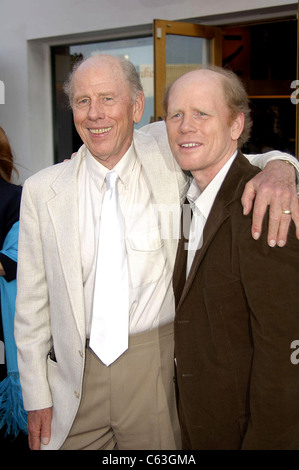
14, 124, 188, 450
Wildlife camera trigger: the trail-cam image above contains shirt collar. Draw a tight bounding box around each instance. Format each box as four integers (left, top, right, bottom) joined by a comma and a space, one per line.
85, 144, 136, 190
187, 151, 237, 219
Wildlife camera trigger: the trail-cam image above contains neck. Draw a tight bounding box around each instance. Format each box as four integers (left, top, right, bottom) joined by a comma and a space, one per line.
192, 149, 237, 192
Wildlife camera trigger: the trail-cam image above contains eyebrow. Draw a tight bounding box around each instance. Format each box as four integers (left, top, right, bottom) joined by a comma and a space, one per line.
74, 90, 116, 100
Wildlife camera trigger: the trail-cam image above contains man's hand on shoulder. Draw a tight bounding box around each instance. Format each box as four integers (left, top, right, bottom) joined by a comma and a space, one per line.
242, 159, 299, 247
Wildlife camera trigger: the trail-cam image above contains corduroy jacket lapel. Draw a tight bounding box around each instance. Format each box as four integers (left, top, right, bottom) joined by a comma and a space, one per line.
174, 152, 250, 311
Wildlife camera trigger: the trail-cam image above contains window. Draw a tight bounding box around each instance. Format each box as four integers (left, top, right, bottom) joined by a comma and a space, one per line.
222, 20, 297, 155
52, 16, 298, 163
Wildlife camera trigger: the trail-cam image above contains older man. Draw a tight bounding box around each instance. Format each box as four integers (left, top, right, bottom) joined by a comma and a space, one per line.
168, 66, 299, 449
15, 54, 299, 450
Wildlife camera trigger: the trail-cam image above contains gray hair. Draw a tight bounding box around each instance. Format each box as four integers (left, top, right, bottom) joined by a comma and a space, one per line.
63, 53, 143, 107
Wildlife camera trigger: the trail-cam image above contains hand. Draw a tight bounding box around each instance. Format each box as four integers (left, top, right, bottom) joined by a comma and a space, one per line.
63, 152, 77, 162
241, 160, 299, 247
27, 407, 53, 450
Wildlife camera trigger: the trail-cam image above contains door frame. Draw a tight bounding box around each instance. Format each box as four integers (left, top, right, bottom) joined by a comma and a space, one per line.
153, 19, 222, 121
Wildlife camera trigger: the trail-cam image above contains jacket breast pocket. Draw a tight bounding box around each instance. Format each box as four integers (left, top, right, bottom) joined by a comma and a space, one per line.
126, 229, 166, 288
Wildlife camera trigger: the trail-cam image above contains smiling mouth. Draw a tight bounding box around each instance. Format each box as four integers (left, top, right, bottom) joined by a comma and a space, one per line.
180, 143, 201, 148
89, 127, 112, 134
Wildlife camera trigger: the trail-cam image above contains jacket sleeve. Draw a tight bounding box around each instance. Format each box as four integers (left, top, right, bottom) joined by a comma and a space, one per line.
243, 151, 299, 191
239, 218, 299, 449
14, 179, 53, 411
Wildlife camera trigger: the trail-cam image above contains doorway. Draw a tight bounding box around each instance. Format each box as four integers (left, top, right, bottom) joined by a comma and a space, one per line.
154, 17, 298, 156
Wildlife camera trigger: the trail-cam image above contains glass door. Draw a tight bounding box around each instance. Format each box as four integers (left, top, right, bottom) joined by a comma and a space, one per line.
153, 19, 222, 120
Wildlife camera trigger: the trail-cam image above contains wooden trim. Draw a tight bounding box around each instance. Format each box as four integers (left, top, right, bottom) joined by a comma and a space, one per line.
249, 95, 292, 99
153, 19, 222, 121
153, 20, 166, 121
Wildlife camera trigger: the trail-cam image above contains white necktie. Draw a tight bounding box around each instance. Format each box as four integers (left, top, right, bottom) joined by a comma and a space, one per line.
89, 170, 129, 366
186, 206, 205, 277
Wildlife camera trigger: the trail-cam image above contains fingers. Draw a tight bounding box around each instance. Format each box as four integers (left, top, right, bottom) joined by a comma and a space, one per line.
267, 205, 291, 247
241, 180, 255, 216
242, 159, 299, 246
27, 408, 53, 450
63, 152, 77, 162
251, 186, 298, 247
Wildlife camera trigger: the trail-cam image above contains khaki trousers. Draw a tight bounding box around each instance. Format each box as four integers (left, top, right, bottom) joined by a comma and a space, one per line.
60, 322, 181, 450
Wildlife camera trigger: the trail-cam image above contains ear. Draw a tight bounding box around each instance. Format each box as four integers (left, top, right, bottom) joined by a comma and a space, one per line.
231, 112, 244, 141
133, 92, 145, 124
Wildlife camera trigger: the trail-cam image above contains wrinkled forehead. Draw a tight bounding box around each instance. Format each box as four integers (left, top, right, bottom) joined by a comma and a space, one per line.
172, 69, 224, 96
73, 59, 132, 101
168, 70, 226, 110
75, 58, 123, 85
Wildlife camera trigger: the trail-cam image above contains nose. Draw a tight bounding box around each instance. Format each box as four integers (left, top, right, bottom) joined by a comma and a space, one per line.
87, 100, 105, 120
179, 114, 196, 134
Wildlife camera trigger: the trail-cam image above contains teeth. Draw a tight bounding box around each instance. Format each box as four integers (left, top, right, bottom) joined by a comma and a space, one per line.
181, 143, 200, 148
90, 127, 112, 134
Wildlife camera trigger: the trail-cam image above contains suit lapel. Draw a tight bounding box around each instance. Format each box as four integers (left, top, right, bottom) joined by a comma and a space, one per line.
133, 130, 188, 270
46, 147, 86, 339
175, 153, 248, 310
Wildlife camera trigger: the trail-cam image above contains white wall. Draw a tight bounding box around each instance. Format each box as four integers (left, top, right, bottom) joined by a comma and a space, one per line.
0, 0, 297, 183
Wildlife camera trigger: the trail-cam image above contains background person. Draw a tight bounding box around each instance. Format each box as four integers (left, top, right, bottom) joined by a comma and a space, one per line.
0, 127, 27, 449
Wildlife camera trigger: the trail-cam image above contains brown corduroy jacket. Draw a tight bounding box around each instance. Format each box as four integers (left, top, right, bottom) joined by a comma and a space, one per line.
173, 151, 299, 450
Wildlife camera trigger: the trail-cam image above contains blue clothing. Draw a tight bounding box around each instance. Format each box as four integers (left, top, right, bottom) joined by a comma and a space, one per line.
0, 221, 27, 437
0, 178, 27, 438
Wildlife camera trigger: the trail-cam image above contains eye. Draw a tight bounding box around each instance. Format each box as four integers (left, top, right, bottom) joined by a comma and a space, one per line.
168, 112, 182, 120
194, 110, 208, 118
75, 97, 89, 107
103, 96, 113, 103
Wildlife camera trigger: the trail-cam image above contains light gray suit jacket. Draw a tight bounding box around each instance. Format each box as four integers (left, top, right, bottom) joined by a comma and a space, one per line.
14, 123, 188, 450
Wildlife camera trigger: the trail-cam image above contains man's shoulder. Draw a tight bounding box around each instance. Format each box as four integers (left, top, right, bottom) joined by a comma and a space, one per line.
135, 121, 174, 162
24, 161, 68, 188
138, 120, 167, 139
236, 151, 261, 181
24, 146, 85, 189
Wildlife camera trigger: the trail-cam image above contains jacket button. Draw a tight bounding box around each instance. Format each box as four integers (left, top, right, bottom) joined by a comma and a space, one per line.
74, 391, 80, 399
79, 350, 83, 358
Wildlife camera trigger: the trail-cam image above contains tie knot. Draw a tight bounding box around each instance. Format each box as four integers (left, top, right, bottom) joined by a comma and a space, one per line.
106, 170, 118, 190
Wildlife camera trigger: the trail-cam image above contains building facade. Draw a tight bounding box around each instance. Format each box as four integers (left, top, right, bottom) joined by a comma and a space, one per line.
0, 0, 298, 184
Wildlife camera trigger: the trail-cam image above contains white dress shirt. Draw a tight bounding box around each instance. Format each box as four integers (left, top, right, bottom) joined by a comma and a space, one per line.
186, 151, 237, 276
78, 145, 174, 336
